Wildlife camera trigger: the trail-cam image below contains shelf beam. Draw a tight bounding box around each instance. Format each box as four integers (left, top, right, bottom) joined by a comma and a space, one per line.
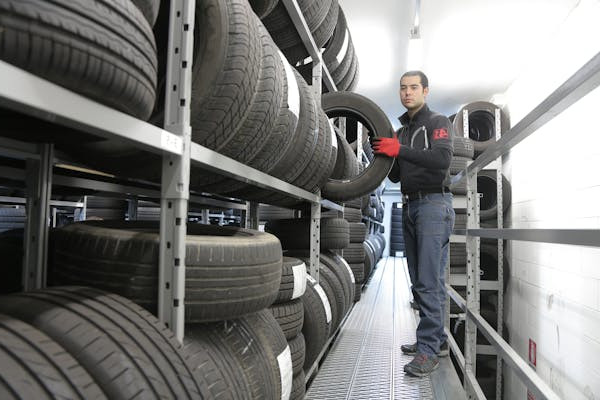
0, 60, 183, 157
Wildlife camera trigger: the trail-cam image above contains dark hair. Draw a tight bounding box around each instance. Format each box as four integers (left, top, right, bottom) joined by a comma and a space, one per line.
401, 70, 429, 89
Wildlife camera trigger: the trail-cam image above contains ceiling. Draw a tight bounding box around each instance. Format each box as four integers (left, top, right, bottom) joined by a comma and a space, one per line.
339, 0, 580, 128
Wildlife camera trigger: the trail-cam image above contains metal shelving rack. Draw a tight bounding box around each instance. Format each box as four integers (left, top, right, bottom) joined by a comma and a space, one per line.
0, 0, 343, 342
447, 51, 600, 400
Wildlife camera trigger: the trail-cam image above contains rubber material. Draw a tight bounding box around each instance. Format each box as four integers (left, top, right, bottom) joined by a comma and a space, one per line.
0, 287, 206, 399
321, 92, 394, 200
0, 0, 158, 119
52, 221, 282, 322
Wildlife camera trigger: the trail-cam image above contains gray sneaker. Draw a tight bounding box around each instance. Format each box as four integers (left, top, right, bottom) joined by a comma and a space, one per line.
404, 353, 439, 377
401, 341, 449, 357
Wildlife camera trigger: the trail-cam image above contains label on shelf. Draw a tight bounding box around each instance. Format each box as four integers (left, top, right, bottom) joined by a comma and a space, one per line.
161, 131, 183, 154
291, 262, 307, 299
279, 50, 300, 124
277, 345, 293, 400
307, 276, 332, 324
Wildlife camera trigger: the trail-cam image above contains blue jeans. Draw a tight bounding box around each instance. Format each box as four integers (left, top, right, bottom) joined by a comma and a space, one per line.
403, 193, 455, 356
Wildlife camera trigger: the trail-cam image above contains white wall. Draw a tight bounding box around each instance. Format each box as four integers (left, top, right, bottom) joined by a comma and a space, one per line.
500, 1, 600, 398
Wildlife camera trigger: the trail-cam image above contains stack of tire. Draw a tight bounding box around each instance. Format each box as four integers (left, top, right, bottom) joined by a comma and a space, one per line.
267, 257, 310, 399
448, 101, 512, 400
389, 202, 405, 256
0, 207, 25, 232
294, 9, 360, 92
342, 219, 367, 301
0, 286, 210, 399
49, 220, 299, 399
264, 218, 356, 370
364, 232, 385, 280
251, 0, 360, 92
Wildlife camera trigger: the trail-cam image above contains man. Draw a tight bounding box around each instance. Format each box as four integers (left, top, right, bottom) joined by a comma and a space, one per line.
372, 70, 455, 377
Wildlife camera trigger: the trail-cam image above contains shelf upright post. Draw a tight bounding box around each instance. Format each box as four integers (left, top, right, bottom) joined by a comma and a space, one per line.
495, 107, 505, 400
22, 143, 53, 290
127, 198, 138, 221
158, 0, 195, 342
463, 109, 481, 396
246, 202, 259, 230
310, 196, 321, 281
201, 209, 209, 225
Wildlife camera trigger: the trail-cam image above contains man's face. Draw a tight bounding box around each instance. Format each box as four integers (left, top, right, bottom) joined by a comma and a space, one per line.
399, 75, 429, 111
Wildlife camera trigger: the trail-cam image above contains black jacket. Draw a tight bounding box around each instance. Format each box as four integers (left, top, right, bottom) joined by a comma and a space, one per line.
388, 104, 453, 193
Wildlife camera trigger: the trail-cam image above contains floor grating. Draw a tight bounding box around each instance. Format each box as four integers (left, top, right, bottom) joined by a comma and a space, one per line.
306, 256, 464, 400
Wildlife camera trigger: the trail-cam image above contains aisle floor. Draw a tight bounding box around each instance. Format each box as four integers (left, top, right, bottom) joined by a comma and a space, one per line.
305, 256, 466, 400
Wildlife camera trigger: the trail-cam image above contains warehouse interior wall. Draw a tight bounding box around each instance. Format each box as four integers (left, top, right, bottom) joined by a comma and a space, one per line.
500, 0, 600, 398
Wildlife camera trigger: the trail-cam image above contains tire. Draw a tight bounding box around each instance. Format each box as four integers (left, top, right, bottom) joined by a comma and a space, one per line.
281, 0, 339, 63
51, 221, 282, 322
291, 371, 306, 400
259, 204, 296, 221
245, 310, 293, 400
349, 222, 367, 242
342, 242, 365, 264
248, 0, 279, 18
269, 299, 304, 340
131, 0, 160, 26
275, 257, 308, 304
302, 276, 332, 370
330, 129, 359, 181
265, 217, 349, 250
0, 0, 158, 120
319, 252, 355, 313
322, 92, 395, 201
312, 266, 340, 336
264, 108, 335, 206
0, 313, 104, 400
289, 333, 306, 377
450, 175, 467, 195
453, 102, 510, 156
264, 0, 338, 63
480, 244, 510, 291
344, 207, 363, 222
185, 311, 282, 400
349, 263, 365, 284
453, 136, 475, 159
0, 287, 206, 400
354, 282, 362, 302
450, 243, 466, 265
478, 170, 512, 221
450, 156, 471, 175
227, 67, 318, 203
182, 329, 251, 400
454, 214, 468, 230
191, 13, 284, 171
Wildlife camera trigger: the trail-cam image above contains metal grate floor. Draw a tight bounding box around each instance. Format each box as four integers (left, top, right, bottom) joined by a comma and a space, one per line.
305, 257, 465, 400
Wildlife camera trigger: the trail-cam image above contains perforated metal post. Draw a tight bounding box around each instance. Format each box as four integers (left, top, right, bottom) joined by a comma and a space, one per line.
246, 202, 259, 230
495, 107, 505, 400
463, 109, 481, 398
158, 0, 195, 342
310, 198, 321, 281
465, 172, 481, 398
22, 143, 53, 290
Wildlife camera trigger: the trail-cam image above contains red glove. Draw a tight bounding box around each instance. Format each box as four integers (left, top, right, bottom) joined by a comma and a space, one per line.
371, 135, 400, 157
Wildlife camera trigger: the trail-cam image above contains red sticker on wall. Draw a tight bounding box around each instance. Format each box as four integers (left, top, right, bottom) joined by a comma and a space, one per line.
433, 128, 449, 139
